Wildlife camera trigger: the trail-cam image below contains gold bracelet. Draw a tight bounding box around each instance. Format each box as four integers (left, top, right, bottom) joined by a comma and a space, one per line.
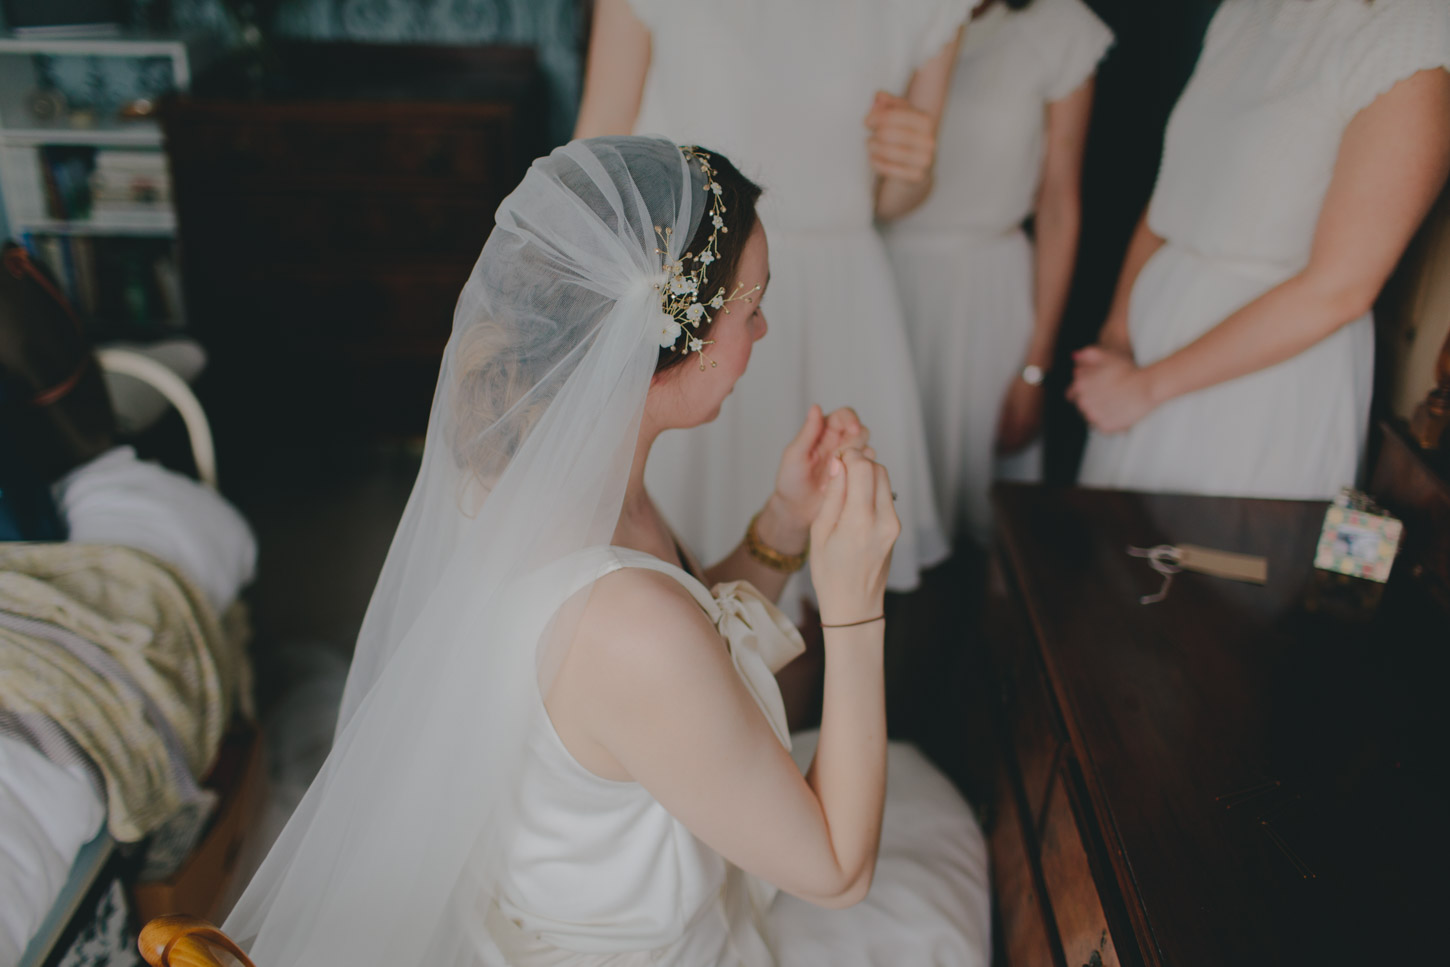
745, 511, 809, 573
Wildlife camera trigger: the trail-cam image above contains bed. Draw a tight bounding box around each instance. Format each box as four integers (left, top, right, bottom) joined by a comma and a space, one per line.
0, 346, 259, 967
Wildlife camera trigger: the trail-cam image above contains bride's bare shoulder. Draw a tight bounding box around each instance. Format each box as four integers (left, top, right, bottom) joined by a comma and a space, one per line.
547, 565, 726, 780
572, 565, 720, 663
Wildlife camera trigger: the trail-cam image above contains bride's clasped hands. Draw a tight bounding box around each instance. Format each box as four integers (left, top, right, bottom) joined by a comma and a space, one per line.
811, 443, 901, 630
768, 404, 871, 529
765, 402, 901, 626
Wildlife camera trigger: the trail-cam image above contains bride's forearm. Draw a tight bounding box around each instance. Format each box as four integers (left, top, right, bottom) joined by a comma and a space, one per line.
704, 494, 810, 600
801, 624, 887, 907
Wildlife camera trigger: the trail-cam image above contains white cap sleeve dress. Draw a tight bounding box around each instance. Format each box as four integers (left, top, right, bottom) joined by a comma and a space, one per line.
491, 548, 990, 966
634, 0, 974, 592
884, 0, 1114, 542
1078, 0, 1450, 499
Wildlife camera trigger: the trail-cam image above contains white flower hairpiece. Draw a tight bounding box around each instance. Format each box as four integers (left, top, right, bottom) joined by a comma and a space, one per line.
653, 147, 761, 370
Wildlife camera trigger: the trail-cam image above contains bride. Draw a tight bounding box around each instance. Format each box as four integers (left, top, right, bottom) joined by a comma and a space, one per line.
223, 136, 989, 966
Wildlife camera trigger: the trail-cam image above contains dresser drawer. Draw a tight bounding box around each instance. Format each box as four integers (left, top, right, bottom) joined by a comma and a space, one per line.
1038, 763, 1120, 967
990, 768, 1058, 967
986, 553, 1066, 832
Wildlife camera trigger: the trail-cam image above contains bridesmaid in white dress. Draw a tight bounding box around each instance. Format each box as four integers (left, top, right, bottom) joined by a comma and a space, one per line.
885, 0, 1112, 544
574, 0, 972, 597
1074, 0, 1450, 498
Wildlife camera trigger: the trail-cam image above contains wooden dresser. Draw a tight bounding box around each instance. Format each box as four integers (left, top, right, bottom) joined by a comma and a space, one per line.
986, 472, 1448, 965
161, 43, 547, 459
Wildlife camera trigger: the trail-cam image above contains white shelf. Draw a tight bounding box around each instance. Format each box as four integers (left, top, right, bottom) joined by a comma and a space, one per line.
0, 123, 163, 147
0, 32, 206, 346
0, 32, 210, 246
0, 34, 192, 58
16, 211, 176, 236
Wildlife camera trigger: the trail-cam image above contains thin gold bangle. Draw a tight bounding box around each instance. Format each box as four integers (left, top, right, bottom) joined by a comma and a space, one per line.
745, 511, 809, 573
820, 615, 885, 629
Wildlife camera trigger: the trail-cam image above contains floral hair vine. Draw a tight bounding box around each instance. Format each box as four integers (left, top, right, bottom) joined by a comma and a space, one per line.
653, 146, 761, 370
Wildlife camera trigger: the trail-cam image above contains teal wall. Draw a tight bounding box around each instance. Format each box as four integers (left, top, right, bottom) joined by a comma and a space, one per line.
159, 1, 583, 139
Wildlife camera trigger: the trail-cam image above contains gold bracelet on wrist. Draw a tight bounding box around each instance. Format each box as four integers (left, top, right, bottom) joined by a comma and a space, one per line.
745, 511, 809, 573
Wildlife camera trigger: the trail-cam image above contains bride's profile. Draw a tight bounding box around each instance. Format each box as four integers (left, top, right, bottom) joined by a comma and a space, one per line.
223, 136, 988, 966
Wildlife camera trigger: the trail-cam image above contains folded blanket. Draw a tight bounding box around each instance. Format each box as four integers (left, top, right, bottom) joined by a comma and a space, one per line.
0, 542, 250, 843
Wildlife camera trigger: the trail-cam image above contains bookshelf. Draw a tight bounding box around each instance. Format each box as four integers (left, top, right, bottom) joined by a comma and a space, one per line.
0, 30, 217, 341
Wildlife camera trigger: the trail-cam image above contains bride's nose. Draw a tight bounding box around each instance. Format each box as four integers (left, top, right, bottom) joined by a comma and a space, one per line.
754, 310, 769, 341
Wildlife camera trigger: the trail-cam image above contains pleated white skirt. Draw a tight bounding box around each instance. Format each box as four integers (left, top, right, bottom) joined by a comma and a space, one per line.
885, 226, 1044, 545
1078, 244, 1372, 499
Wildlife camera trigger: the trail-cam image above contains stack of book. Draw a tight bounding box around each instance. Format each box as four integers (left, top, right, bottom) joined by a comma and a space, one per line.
89, 150, 172, 218
38, 146, 94, 221
34, 148, 173, 222
22, 233, 185, 341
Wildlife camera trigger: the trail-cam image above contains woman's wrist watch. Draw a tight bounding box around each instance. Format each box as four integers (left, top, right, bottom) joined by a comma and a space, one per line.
1019, 363, 1046, 387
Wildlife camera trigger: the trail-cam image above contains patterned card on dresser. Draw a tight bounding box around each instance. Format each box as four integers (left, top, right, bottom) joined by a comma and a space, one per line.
1313, 501, 1403, 584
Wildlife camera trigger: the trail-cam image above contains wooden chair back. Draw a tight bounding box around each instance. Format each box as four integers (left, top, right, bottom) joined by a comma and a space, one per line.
139, 916, 256, 967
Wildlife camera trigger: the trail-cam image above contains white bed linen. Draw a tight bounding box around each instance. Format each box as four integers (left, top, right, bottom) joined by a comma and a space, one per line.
1, 447, 257, 964
0, 736, 105, 967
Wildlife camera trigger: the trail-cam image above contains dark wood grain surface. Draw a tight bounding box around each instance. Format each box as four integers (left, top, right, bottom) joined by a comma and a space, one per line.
161, 43, 547, 460
994, 485, 1448, 965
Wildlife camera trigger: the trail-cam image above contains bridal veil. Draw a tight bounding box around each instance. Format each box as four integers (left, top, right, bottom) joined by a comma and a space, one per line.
224, 136, 708, 966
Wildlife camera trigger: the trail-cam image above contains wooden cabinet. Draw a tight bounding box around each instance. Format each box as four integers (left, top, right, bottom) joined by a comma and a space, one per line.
989, 764, 1058, 967
161, 42, 546, 459
987, 483, 1449, 966
1037, 767, 1117, 967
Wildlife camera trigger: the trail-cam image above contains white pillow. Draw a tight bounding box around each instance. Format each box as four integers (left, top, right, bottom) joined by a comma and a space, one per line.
52, 447, 257, 614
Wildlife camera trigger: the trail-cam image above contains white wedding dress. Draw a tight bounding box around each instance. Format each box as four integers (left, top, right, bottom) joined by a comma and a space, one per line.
1078, 0, 1450, 498
884, 0, 1112, 543
489, 548, 990, 967
631, 0, 967, 593
223, 137, 980, 967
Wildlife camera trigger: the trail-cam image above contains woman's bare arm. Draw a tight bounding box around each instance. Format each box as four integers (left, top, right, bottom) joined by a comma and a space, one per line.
872, 29, 964, 221
1074, 67, 1450, 433
998, 75, 1096, 452
703, 406, 869, 600
1142, 68, 1450, 402
574, 0, 651, 138
1027, 78, 1095, 371
702, 494, 810, 602
1096, 209, 1165, 355
551, 451, 894, 908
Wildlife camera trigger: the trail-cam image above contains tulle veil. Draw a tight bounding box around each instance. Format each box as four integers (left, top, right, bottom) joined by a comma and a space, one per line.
223, 136, 708, 966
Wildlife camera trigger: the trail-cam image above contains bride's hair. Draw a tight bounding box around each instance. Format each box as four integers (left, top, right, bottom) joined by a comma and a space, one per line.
450, 142, 759, 488
654, 149, 763, 376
